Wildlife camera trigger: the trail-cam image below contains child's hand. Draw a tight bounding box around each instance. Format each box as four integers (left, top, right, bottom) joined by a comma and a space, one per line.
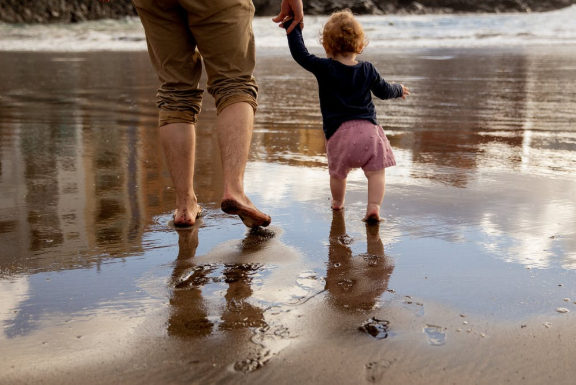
400, 84, 410, 99
278, 16, 293, 30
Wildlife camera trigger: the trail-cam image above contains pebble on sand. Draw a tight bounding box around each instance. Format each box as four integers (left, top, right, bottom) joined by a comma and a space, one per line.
556, 307, 570, 313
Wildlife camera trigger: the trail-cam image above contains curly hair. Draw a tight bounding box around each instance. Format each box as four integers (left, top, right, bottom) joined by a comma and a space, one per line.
320, 9, 368, 56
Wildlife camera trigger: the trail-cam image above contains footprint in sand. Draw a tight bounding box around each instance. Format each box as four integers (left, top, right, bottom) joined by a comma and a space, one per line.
233, 324, 292, 373
234, 358, 261, 373
424, 324, 446, 346
402, 299, 425, 317
365, 360, 392, 383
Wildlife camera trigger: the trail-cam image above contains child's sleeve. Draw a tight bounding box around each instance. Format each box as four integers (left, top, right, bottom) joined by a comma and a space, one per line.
284, 19, 324, 74
370, 64, 404, 100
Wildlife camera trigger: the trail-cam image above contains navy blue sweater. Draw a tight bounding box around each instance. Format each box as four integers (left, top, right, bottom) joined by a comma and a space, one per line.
284, 20, 403, 139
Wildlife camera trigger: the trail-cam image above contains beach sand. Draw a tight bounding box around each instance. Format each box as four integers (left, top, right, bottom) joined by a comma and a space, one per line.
1, 46, 576, 384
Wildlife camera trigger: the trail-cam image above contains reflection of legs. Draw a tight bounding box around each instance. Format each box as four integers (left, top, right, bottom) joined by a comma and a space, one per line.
330, 176, 347, 210
325, 210, 355, 309
220, 228, 275, 330
220, 264, 266, 330
160, 123, 201, 227
217, 103, 271, 227
326, 210, 395, 311
172, 226, 200, 281
326, 210, 352, 304
364, 169, 386, 222
362, 221, 394, 307
169, 227, 216, 338
366, 222, 384, 257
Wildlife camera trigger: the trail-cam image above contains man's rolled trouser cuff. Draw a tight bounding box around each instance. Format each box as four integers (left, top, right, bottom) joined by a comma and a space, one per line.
158, 110, 199, 127
216, 94, 258, 115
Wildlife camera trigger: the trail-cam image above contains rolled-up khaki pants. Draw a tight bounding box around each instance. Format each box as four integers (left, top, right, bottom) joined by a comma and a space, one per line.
133, 0, 258, 126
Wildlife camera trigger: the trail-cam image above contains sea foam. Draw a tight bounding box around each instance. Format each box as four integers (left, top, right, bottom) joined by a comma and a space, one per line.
0, 5, 575, 52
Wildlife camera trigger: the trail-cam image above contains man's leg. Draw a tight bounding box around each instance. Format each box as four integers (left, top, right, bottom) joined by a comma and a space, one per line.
185, 0, 270, 227
133, 0, 204, 227
159, 123, 201, 227
217, 102, 271, 227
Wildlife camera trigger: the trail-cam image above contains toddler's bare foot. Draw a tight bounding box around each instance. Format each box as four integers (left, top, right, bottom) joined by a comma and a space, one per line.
173, 204, 203, 228
363, 204, 381, 223
221, 196, 271, 228
331, 199, 345, 210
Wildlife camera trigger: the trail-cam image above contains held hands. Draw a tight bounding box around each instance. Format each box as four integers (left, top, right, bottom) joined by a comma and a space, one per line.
272, 0, 304, 34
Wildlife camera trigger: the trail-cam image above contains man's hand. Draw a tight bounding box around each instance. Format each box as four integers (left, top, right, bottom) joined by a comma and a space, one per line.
272, 0, 304, 34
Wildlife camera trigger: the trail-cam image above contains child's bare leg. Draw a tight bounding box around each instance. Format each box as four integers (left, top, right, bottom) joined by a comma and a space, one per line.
364, 169, 385, 222
330, 176, 347, 210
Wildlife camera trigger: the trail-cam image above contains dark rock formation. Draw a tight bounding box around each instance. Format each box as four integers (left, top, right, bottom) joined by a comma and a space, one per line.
304, 0, 385, 15
0, 0, 575, 23
300, 0, 576, 15
0, 0, 137, 23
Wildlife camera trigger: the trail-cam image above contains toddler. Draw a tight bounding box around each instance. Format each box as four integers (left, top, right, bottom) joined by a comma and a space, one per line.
282, 10, 409, 222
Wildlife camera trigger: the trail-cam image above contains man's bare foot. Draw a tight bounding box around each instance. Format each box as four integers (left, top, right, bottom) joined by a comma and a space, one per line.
173, 205, 203, 228
363, 204, 381, 223
332, 199, 345, 210
221, 197, 271, 228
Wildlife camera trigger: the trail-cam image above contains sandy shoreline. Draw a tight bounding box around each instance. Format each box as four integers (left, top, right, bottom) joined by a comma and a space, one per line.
2, 216, 575, 384
1, 46, 576, 383
3, 259, 575, 384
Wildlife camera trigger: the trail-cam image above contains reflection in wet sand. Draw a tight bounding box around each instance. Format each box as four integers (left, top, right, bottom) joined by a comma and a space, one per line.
325, 211, 394, 311
168, 227, 213, 338
168, 227, 268, 339
1, 47, 576, 383
163, 226, 303, 373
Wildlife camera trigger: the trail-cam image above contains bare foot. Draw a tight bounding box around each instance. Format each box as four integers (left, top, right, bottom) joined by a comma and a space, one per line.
173, 205, 203, 228
332, 199, 345, 210
221, 197, 271, 228
363, 204, 381, 223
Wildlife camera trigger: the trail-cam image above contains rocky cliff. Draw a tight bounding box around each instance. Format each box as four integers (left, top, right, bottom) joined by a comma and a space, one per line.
0, 0, 137, 23
1, 0, 575, 23
300, 0, 576, 15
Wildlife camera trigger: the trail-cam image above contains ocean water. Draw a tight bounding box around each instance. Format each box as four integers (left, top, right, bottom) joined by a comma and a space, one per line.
0, 5, 576, 51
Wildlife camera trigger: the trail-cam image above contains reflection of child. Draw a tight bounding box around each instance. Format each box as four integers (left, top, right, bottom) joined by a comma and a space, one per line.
326, 210, 394, 310
283, 10, 409, 221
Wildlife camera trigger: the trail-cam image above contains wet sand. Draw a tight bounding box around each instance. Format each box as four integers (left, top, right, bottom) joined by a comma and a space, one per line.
1, 46, 576, 384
